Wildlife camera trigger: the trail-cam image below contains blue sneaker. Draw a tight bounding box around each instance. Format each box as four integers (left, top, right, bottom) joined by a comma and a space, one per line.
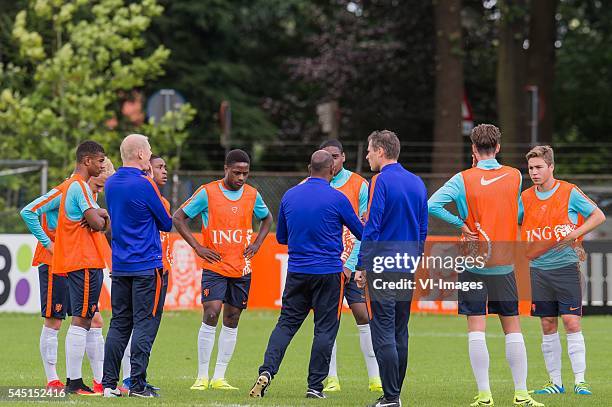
574, 382, 592, 395
533, 381, 565, 395
123, 378, 160, 392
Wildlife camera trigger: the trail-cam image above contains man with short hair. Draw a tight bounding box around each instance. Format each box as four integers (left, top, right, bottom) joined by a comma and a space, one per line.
102, 134, 173, 398
428, 124, 543, 407
521, 145, 605, 396
316, 139, 381, 394
174, 149, 273, 391
119, 154, 169, 393
355, 130, 428, 407
250, 150, 363, 400
20, 142, 109, 395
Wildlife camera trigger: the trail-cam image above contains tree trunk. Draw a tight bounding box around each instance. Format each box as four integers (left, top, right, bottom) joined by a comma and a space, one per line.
527, 0, 558, 145
497, 0, 528, 168
432, 0, 464, 182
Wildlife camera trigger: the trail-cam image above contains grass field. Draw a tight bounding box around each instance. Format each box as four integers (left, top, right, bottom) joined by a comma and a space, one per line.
1, 310, 611, 406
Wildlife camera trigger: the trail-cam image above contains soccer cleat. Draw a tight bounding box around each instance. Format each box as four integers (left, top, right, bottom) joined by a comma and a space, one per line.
306, 388, 326, 399
190, 377, 209, 390
532, 381, 565, 395
92, 380, 103, 394
323, 376, 341, 392
368, 376, 383, 393
367, 395, 402, 407
46, 380, 65, 390
210, 378, 238, 390
574, 382, 592, 395
249, 371, 271, 398
513, 391, 544, 407
470, 391, 494, 406
103, 387, 122, 398
67, 378, 99, 396
129, 387, 159, 398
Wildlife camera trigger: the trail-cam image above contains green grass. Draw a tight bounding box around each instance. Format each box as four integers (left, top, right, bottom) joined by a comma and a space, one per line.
1, 311, 611, 406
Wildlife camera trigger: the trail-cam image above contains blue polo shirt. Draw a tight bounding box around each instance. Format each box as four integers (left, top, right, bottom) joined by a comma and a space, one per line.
105, 167, 173, 275
358, 163, 429, 271
277, 177, 364, 275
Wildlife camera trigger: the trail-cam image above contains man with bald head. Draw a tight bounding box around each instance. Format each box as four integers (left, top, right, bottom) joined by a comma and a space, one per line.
102, 134, 172, 398
250, 150, 364, 400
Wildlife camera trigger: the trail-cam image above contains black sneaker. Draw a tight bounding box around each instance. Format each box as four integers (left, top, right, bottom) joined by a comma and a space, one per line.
67, 378, 97, 396
249, 371, 271, 398
367, 396, 401, 407
306, 388, 326, 399
129, 387, 160, 398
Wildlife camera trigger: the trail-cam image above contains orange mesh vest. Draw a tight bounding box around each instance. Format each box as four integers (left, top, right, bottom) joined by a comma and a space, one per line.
462, 165, 521, 266
160, 196, 173, 272
521, 180, 585, 259
32, 214, 55, 268
336, 172, 366, 264
201, 181, 257, 277
51, 175, 106, 274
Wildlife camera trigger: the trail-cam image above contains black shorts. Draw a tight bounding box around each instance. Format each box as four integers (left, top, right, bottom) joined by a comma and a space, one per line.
201, 269, 251, 309
67, 268, 103, 319
344, 273, 366, 305
38, 265, 69, 319
531, 264, 582, 317
458, 271, 519, 316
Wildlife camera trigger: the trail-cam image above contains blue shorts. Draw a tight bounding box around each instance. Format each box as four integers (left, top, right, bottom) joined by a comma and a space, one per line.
344, 273, 366, 305
458, 271, 519, 316
38, 265, 69, 319
531, 264, 582, 317
67, 268, 103, 319
201, 269, 251, 309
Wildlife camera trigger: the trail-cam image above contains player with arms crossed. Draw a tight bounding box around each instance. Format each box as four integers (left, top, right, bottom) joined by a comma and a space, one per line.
20, 153, 111, 393
520, 146, 605, 396
428, 125, 543, 407
316, 139, 381, 393
173, 149, 273, 391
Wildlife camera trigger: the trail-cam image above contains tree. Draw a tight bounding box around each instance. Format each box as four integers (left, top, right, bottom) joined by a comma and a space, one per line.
0, 0, 195, 182
432, 0, 464, 178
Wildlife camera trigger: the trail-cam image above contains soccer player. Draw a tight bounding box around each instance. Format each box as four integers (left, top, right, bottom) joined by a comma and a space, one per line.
354, 130, 428, 407
316, 139, 381, 393
520, 146, 605, 396
119, 154, 169, 392
40, 141, 109, 395
102, 134, 172, 398
21, 155, 112, 393
428, 124, 543, 407
249, 150, 363, 400
173, 149, 273, 391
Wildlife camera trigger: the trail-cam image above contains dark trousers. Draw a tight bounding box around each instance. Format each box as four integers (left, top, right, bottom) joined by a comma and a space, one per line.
102, 270, 163, 392
370, 299, 411, 400
259, 272, 343, 392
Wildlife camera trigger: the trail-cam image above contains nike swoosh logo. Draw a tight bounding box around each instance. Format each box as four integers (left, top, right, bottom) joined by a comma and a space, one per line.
480, 173, 508, 186
570, 307, 579, 311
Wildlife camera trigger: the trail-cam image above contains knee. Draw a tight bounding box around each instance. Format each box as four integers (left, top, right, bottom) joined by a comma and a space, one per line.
203, 308, 221, 326
223, 313, 240, 329
541, 317, 558, 335
562, 317, 581, 334
45, 317, 62, 330
90, 312, 103, 329
72, 316, 91, 330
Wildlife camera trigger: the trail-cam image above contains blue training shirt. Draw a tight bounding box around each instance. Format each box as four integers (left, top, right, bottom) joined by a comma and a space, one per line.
358, 163, 428, 271
105, 167, 173, 275
277, 177, 363, 275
